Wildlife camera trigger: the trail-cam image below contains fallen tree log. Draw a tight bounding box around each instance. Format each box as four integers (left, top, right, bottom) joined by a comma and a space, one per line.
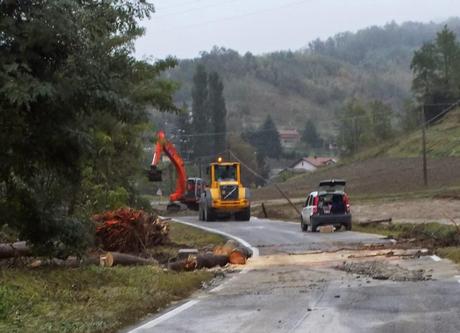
168, 254, 229, 272
100, 252, 157, 267
0, 241, 31, 259
213, 239, 252, 264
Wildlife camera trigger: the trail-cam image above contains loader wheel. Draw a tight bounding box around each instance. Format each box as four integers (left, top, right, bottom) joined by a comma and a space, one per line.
235, 207, 251, 221
310, 219, 318, 232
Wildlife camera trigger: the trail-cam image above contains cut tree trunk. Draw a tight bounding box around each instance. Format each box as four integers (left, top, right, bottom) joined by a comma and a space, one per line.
100, 252, 157, 267
213, 240, 252, 264
0, 241, 31, 259
168, 254, 229, 272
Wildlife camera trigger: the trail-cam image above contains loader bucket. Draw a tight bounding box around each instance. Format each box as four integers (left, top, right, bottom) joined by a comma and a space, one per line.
147, 167, 163, 182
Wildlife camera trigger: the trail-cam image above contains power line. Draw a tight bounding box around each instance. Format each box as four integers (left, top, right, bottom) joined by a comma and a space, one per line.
424, 100, 460, 126
155, 0, 313, 32
155, 0, 243, 19
155, 0, 211, 12
228, 149, 267, 182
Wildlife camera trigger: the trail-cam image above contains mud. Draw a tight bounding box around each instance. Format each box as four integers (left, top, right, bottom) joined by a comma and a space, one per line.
339, 261, 430, 281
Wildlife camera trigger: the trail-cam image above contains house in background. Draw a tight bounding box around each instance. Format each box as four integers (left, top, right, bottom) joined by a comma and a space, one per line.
290, 156, 337, 172
278, 129, 300, 148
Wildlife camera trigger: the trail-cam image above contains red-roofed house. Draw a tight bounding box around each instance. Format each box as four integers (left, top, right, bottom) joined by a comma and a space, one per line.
290, 156, 337, 172
278, 129, 300, 148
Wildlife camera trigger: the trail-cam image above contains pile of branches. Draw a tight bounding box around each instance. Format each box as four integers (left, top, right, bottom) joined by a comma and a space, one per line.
94, 208, 169, 253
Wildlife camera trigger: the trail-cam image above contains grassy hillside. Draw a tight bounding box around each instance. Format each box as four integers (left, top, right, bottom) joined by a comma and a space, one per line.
254, 108, 460, 201
352, 108, 460, 160
168, 19, 460, 136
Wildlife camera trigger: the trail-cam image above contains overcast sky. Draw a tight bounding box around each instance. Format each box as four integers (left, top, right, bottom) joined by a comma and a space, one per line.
135, 0, 459, 60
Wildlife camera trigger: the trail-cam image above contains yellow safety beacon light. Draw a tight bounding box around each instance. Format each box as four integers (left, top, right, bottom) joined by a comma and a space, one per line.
217, 157, 223, 163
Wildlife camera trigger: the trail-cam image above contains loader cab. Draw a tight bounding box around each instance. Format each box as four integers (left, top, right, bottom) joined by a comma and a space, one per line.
209, 161, 241, 186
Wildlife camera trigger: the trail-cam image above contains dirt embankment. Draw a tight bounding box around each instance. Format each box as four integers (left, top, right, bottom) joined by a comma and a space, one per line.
254, 157, 460, 201
252, 198, 460, 225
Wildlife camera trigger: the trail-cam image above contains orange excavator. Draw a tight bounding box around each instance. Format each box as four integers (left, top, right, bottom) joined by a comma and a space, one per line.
148, 130, 204, 212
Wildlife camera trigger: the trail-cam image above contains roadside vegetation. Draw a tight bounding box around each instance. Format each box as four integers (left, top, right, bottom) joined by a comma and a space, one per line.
0, 223, 226, 333
353, 222, 460, 264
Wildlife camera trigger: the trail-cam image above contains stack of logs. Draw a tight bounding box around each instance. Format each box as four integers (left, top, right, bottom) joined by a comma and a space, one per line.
168, 240, 252, 272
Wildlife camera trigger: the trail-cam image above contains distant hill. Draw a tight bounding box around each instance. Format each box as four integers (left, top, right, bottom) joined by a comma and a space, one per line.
168, 18, 460, 138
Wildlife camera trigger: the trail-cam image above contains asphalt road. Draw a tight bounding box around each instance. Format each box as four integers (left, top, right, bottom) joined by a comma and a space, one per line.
128, 217, 460, 333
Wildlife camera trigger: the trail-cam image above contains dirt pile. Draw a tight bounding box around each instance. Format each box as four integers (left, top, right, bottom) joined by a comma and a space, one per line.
339, 261, 430, 281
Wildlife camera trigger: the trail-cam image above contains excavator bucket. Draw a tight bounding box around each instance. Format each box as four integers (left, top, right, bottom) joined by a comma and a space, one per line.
147, 166, 163, 182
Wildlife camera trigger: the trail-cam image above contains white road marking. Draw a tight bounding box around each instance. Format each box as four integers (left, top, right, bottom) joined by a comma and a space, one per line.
430, 255, 442, 262
128, 219, 259, 333
127, 218, 259, 332
171, 218, 260, 257
128, 300, 200, 332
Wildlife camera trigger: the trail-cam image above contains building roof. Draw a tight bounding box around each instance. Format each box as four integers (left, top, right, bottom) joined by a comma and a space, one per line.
278, 129, 300, 139
291, 156, 336, 168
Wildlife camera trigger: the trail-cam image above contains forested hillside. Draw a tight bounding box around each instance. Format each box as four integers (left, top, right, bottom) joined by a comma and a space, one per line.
168, 18, 460, 138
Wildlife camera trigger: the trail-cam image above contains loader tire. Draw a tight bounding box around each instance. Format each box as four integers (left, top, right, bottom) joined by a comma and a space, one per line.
235, 207, 251, 221
310, 219, 318, 232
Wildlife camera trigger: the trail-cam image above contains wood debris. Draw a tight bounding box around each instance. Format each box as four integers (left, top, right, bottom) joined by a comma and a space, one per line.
94, 208, 169, 253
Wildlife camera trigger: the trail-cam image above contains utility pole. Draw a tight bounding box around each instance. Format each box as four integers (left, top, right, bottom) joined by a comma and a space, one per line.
198, 158, 202, 178
421, 104, 428, 186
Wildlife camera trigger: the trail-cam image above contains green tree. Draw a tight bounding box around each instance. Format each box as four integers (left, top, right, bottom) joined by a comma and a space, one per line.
191, 64, 210, 157
338, 100, 372, 155
208, 72, 227, 156
0, 1, 178, 255
400, 101, 420, 131
257, 115, 283, 159
369, 100, 394, 141
301, 119, 322, 148
411, 26, 460, 121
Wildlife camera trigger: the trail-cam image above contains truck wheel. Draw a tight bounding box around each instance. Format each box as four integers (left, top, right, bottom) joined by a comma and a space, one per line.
345, 222, 352, 231
300, 217, 308, 232
204, 204, 215, 222
236, 207, 251, 221
198, 205, 204, 221
310, 219, 318, 232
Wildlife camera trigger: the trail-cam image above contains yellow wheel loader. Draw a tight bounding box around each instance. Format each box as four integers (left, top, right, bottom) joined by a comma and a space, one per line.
198, 157, 251, 221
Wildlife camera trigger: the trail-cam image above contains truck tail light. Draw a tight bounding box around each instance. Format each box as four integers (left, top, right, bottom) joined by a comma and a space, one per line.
312, 206, 318, 215
343, 194, 350, 213
312, 196, 319, 215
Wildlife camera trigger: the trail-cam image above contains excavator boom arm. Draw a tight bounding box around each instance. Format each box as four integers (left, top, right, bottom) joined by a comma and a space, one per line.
150, 131, 187, 203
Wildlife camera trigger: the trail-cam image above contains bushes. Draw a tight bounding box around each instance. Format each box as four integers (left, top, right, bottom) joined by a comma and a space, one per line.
0, 1, 177, 256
